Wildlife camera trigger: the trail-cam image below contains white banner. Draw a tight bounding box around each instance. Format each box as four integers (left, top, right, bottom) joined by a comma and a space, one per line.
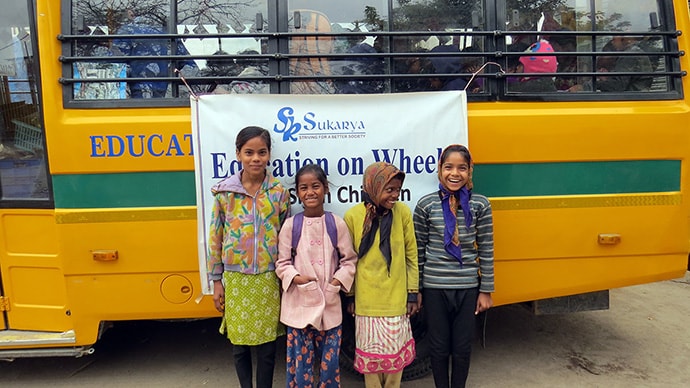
191, 91, 468, 294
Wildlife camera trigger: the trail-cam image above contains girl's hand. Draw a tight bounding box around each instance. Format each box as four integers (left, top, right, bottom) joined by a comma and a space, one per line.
212, 280, 224, 313
347, 300, 355, 317
330, 279, 343, 288
292, 274, 317, 285
407, 301, 419, 317
475, 292, 493, 315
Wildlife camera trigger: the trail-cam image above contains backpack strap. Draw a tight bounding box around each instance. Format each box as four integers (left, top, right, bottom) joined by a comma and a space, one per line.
323, 211, 341, 263
291, 212, 304, 262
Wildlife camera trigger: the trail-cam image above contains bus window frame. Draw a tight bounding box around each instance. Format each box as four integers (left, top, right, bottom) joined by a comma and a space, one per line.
57, 0, 685, 108
0, 0, 53, 209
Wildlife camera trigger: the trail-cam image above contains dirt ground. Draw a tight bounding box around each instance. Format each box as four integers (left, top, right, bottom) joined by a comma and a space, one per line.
1, 271, 689, 387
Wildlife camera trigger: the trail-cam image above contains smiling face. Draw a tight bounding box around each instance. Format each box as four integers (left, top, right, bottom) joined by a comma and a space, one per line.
439, 151, 471, 192
297, 171, 328, 216
379, 177, 403, 210
236, 136, 270, 181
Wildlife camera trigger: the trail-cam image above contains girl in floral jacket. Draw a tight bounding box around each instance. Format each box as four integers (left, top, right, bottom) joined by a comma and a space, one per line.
207, 126, 290, 388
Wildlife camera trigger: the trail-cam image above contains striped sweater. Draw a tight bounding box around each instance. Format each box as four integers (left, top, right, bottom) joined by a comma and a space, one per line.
413, 191, 494, 293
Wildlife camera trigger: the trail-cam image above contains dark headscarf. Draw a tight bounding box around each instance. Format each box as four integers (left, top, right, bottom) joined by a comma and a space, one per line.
359, 162, 405, 272
438, 145, 474, 266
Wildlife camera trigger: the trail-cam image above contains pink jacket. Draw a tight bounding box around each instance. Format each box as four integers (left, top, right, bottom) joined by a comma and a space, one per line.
276, 213, 357, 331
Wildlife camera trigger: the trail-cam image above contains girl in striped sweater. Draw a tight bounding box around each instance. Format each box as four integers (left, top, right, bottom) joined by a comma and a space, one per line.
413, 144, 495, 388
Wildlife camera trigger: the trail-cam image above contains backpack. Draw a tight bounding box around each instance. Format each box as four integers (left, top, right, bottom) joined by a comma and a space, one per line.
291, 212, 342, 266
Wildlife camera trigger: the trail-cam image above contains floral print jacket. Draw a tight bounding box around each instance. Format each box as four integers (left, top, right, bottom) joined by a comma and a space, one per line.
207, 170, 290, 280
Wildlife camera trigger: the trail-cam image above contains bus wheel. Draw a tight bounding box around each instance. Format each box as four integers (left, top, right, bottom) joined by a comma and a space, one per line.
339, 302, 432, 381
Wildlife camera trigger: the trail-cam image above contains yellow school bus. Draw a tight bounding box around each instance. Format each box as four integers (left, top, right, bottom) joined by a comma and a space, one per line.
0, 0, 688, 377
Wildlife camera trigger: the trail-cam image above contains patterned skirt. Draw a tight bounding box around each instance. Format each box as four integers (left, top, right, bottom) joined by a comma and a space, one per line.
354, 315, 415, 374
219, 271, 285, 345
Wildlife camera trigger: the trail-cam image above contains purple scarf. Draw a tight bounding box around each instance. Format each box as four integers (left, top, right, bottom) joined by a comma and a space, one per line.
439, 184, 472, 265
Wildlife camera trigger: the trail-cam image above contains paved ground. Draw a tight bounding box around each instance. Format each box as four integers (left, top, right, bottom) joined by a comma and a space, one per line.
1, 271, 688, 387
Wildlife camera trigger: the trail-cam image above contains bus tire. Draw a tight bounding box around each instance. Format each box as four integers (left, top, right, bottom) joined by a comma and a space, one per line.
339, 299, 432, 381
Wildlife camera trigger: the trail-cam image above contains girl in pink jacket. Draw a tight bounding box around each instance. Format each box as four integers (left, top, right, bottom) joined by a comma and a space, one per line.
276, 164, 357, 387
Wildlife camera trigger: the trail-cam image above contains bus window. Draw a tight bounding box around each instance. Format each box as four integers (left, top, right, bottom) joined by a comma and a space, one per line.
69, 0, 269, 100
391, 0, 488, 94
287, 8, 336, 94
70, 8, 128, 100
177, 0, 270, 95
505, 0, 671, 94
0, 6, 49, 202
70, 1, 199, 99
60, 0, 683, 105
283, 0, 489, 95
286, 0, 390, 95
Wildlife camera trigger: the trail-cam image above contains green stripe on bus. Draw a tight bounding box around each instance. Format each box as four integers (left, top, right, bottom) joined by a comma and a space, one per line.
51, 160, 679, 208
52, 171, 197, 208
474, 160, 680, 197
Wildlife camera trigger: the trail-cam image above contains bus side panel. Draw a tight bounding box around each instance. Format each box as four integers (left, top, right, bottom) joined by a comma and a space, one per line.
57, 212, 202, 276
468, 102, 690, 165
493, 253, 685, 306
0, 210, 71, 332
491, 205, 688, 306
493, 204, 688, 261
56, 211, 217, 344
469, 101, 690, 304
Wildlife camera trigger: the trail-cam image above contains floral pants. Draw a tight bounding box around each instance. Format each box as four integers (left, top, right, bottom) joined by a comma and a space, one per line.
286, 325, 342, 388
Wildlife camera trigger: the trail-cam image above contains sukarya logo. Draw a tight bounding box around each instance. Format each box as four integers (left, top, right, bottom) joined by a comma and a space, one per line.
272, 106, 366, 142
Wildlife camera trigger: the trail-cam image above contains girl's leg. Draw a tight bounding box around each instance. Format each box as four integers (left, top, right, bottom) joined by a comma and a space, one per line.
381, 371, 403, 388
423, 288, 452, 388
285, 327, 315, 387
363, 373, 384, 388
232, 344, 253, 388
450, 288, 479, 388
256, 340, 277, 388
316, 325, 342, 388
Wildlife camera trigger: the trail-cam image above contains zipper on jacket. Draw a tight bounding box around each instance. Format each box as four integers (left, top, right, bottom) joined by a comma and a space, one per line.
252, 193, 259, 273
